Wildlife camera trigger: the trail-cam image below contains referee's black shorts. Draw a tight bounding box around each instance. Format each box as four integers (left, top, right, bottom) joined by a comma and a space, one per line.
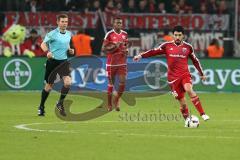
44, 59, 71, 84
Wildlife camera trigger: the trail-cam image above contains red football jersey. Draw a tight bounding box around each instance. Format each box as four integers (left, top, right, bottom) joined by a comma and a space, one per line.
141, 41, 204, 82
103, 29, 128, 66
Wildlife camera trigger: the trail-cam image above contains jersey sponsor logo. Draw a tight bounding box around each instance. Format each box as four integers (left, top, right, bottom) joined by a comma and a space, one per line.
3, 59, 32, 89
169, 54, 186, 58
170, 48, 173, 51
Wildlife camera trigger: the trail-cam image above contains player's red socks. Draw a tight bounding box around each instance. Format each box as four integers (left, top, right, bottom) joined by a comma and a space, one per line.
180, 105, 189, 119
107, 84, 113, 106
117, 83, 125, 98
191, 95, 205, 116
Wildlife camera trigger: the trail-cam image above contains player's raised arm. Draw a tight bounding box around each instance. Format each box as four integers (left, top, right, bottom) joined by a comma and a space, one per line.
189, 48, 206, 80
133, 47, 164, 62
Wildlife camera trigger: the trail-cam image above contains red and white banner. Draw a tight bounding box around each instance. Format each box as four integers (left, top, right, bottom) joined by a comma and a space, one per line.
2, 12, 229, 55
105, 13, 229, 30
4, 12, 229, 31
4, 12, 98, 30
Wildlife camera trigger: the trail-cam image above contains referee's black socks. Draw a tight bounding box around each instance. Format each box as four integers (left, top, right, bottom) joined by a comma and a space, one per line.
59, 86, 70, 103
40, 89, 50, 107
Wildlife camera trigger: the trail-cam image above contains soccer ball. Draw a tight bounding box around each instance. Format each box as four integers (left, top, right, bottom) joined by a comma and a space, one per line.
185, 115, 200, 128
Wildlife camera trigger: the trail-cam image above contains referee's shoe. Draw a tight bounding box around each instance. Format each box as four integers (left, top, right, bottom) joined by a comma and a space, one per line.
56, 101, 66, 116
38, 106, 45, 116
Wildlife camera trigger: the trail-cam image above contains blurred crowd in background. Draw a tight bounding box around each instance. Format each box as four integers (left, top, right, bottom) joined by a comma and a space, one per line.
0, 0, 230, 14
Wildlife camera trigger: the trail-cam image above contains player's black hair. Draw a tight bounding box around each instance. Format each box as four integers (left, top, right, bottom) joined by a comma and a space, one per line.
173, 25, 184, 34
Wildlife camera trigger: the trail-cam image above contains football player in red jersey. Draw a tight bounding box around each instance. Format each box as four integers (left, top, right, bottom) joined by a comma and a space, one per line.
133, 26, 210, 121
102, 17, 129, 111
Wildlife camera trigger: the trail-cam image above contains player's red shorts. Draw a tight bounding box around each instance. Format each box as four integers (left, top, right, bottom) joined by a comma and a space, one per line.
106, 65, 127, 77
169, 75, 192, 100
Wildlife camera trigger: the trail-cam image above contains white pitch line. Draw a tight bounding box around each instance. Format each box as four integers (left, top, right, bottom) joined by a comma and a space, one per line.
14, 121, 240, 140
15, 122, 77, 133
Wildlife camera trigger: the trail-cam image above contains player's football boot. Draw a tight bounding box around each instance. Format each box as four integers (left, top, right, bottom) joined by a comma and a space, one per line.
38, 106, 45, 116
113, 95, 120, 111
107, 105, 113, 111
115, 106, 120, 112
201, 114, 210, 121
56, 101, 66, 116
184, 121, 189, 128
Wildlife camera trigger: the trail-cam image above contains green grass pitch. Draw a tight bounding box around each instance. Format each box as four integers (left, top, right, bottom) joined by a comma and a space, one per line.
0, 91, 240, 160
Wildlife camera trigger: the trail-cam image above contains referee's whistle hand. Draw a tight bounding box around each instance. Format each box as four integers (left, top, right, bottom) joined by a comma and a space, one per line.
68, 48, 75, 55
47, 52, 53, 59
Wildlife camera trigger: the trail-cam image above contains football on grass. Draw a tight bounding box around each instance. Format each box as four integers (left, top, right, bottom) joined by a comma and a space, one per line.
185, 115, 200, 128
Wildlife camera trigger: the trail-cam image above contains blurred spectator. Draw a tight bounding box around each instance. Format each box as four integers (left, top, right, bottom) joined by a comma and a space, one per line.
206, 38, 224, 58
149, 0, 156, 13
65, 0, 78, 11
25, 0, 42, 12
172, 4, 182, 14
23, 29, 44, 56
83, 1, 90, 13
30, 0, 37, 12
105, 0, 114, 13
218, 0, 228, 14
162, 30, 173, 42
186, 0, 201, 13
138, 0, 149, 13
114, 0, 122, 3
89, 0, 101, 12
187, 6, 193, 14
163, 0, 173, 13
116, 2, 123, 12
43, 0, 64, 11
178, 0, 188, 13
207, 0, 218, 14
199, 2, 208, 14
72, 28, 93, 56
124, 0, 136, 13
156, 2, 166, 13
0, 0, 233, 14
105, 0, 119, 14
62, 0, 70, 10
